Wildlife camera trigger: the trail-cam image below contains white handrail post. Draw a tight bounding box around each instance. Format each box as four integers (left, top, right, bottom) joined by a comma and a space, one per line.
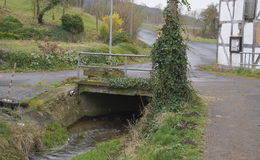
109, 0, 113, 54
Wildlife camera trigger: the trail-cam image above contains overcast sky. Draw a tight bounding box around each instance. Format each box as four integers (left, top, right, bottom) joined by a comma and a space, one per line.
135, 0, 219, 11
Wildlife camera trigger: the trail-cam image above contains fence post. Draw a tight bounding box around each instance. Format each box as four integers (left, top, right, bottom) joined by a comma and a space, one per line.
124, 56, 128, 76
77, 53, 81, 78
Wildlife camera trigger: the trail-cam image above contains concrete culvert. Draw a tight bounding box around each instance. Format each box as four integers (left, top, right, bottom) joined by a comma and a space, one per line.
79, 92, 150, 117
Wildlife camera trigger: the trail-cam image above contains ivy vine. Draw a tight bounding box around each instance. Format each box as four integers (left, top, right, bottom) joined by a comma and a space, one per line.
151, 0, 191, 111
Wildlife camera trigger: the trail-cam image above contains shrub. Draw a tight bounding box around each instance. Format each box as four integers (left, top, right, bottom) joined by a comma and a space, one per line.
37, 38, 64, 56
0, 32, 20, 39
112, 32, 131, 45
0, 16, 23, 33
15, 27, 47, 40
99, 13, 123, 42
115, 43, 139, 54
99, 24, 109, 42
44, 26, 70, 42
61, 14, 84, 34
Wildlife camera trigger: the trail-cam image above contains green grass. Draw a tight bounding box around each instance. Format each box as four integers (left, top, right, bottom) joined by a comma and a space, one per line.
121, 94, 207, 160
184, 36, 217, 43
42, 122, 68, 149
0, 121, 11, 139
71, 138, 124, 160
200, 65, 260, 79
70, 94, 207, 160
0, 0, 98, 36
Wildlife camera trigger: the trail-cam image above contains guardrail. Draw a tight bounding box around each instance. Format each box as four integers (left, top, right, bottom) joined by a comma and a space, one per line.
77, 52, 152, 78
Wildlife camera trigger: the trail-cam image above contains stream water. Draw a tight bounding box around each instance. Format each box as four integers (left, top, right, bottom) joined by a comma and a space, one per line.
33, 113, 137, 160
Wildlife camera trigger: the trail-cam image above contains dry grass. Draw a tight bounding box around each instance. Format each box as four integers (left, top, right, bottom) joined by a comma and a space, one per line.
0, 122, 43, 160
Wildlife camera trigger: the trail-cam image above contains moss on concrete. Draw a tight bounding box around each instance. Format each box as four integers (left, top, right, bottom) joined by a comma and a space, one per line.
83, 68, 125, 79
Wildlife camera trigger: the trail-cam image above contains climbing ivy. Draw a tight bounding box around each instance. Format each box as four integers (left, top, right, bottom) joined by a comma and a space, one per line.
151, 0, 191, 111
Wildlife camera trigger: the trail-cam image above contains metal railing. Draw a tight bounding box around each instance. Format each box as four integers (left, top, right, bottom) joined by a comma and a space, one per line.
239, 52, 260, 68
77, 52, 152, 78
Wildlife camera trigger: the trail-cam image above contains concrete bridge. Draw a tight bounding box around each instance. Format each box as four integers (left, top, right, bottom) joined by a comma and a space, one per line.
76, 80, 151, 118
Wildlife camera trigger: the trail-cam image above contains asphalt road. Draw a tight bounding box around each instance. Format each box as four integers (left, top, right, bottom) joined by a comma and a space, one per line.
0, 29, 259, 160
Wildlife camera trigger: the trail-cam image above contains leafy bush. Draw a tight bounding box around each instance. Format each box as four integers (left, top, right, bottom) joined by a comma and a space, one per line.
0, 51, 78, 71
44, 26, 70, 42
42, 122, 68, 149
99, 24, 109, 42
0, 16, 23, 33
99, 13, 123, 42
112, 32, 131, 45
61, 14, 84, 34
15, 27, 47, 40
0, 32, 20, 39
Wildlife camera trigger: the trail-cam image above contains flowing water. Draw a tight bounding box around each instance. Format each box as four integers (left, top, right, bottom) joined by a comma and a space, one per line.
33, 113, 137, 160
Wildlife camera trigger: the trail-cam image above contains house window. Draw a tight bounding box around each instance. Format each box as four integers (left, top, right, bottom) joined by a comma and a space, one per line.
244, 0, 257, 21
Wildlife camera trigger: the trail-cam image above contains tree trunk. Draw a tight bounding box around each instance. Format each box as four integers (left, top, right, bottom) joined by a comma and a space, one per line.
3, 0, 7, 7
96, 15, 99, 32
169, 0, 178, 17
38, 13, 44, 24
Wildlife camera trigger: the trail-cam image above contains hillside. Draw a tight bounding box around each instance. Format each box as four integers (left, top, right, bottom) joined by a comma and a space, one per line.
0, 0, 97, 35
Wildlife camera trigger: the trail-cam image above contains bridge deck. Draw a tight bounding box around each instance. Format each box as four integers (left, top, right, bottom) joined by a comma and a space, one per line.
77, 81, 152, 97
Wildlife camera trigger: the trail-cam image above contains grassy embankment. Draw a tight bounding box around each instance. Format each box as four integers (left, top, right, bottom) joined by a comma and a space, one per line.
200, 65, 260, 79
0, 0, 152, 72
142, 24, 217, 43
72, 93, 207, 160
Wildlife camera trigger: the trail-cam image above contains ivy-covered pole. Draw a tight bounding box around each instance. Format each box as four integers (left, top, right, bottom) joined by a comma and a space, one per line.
151, 0, 191, 111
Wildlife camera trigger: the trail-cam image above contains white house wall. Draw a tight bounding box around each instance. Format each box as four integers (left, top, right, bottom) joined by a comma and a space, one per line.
220, 23, 232, 44
243, 23, 254, 45
233, 23, 240, 36
218, 46, 230, 66
232, 53, 241, 67
234, 0, 244, 21
220, 1, 233, 21
217, 0, 260, 68
257, 0, 260, 19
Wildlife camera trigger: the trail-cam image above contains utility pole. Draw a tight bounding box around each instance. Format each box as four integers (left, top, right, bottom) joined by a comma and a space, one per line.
109, 0, 113, 54
130, 0, 134, 37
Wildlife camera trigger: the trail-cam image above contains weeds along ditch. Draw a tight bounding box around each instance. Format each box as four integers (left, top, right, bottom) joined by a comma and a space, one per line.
33, 98, 150, 160
34, 112, 143, 160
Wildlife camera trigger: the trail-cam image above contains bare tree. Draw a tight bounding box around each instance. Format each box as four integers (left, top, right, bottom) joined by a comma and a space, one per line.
200, 4, 219, 38
115, 0, 144, 37
33, 0, 61, 24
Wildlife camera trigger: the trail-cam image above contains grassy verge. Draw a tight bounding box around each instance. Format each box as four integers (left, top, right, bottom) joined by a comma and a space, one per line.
120, 93, 207, 160
184, 36, 217, 43
200, 65, 260, 79
141, 24, 160, 33
71, 138, 125, 160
